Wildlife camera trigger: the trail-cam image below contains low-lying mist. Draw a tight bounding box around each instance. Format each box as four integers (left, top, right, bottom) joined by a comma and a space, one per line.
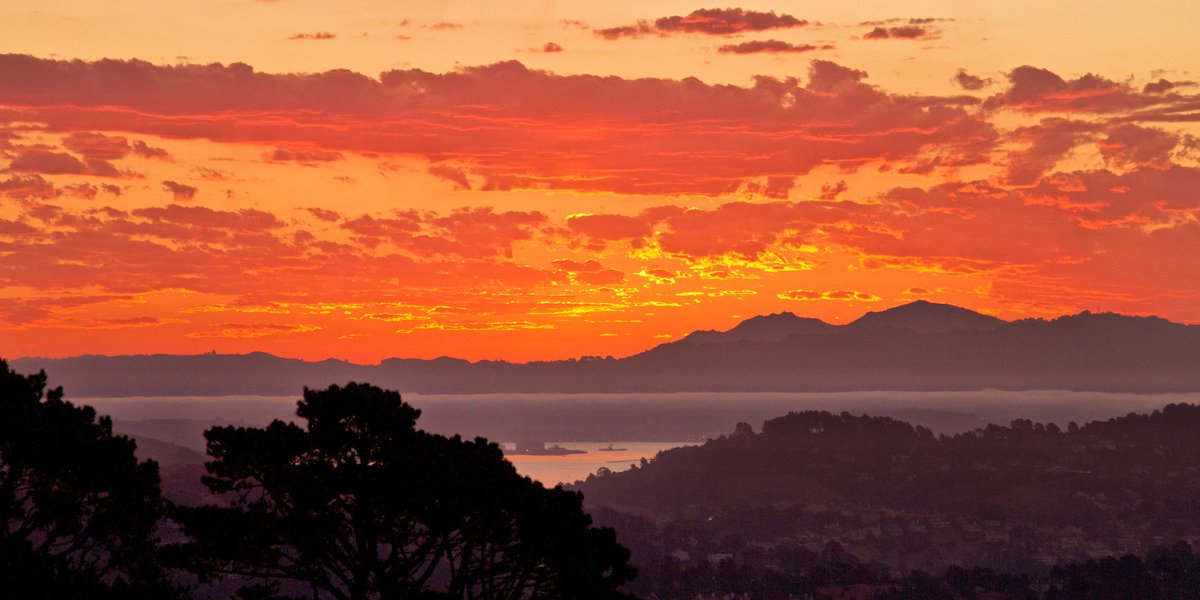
83, 389, 1200, 452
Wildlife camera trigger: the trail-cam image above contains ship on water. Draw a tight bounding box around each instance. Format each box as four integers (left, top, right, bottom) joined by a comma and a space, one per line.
507, 441, 586, 456
597, 444, 628, 452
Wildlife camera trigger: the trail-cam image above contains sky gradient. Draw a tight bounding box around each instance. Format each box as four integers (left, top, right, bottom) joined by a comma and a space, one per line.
1, 1, 1198, 362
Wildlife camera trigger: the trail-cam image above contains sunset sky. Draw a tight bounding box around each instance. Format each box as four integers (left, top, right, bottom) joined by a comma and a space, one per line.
2, 1, 1199, 362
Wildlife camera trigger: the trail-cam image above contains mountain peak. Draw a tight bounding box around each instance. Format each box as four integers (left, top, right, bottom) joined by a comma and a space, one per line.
680, 311, 835, 345
848, 300, 1005, 333
736, 311, 802, 326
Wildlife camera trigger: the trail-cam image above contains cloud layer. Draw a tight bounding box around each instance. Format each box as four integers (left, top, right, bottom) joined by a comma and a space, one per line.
596, 8, 808, 39
2, 54, 1199, 360
0, 54, 996, 196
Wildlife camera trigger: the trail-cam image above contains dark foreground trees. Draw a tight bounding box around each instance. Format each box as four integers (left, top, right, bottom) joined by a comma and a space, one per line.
0, 359, 168, 598
173, 382, 636, 600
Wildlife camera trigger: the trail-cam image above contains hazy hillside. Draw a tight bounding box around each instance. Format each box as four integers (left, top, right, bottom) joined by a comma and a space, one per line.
846, 299, 1005, 333
10, 302, 1200, 396
576, 404, 1200, 579
126, 434, 208, 466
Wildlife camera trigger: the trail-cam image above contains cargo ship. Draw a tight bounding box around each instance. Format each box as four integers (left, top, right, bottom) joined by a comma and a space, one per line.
508, 441, 586, 456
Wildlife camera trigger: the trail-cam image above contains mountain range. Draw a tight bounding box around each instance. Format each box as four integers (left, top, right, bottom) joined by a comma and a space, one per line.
10, 301, 1200, 396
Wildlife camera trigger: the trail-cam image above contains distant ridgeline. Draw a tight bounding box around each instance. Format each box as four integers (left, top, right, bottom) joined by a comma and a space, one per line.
12, 301, 1200, 395
575, 404, 1200, 591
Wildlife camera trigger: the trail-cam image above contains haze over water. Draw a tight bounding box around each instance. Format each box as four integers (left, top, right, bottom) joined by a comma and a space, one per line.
82, 390, 1200, 484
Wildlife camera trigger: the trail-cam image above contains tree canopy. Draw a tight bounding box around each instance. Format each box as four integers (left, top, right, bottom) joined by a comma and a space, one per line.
0, 359, 167, 598
173, 382, 636, 600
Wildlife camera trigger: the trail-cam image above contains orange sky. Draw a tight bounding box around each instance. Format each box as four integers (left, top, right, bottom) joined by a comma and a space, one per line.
1, 1, 1199, 362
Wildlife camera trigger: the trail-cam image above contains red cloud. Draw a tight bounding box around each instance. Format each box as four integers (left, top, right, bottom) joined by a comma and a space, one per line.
542, 42, 563, 53
0, 292, 130, 326
0, 124, 17, 150
565, 214, 654, 248
806, 60, 867, 92
341, 212, 423, 247
0, 218, 36, 236
288, 32, 336, 40
1143, 79, 1195, 94
2, 174, 57, 200
8, 150, 88, 174
844, 169, 1200, 283
597, 8, 808, 39
717, 40, 831, 54
60, 132, 169, 160
0, 55, 998, 196
162, 180, 197, 200
62, 182, 98, 199
779, 289, 880, 301
985, 66, 1157, 114
820, 180, 848, 200
307, 207, 341, 222
861, 17, 952, 26
655, 8, 807, 34
569, 201, 861, 263
131, 204, 285, 235
953, 69, 990, 91
428, 163, 471, 190
744, 176, 796, 198
1029, 167, 1200, 224
7, 149, 121, 177
1005, 118, 1098, 185
552, 259, 623, 285
863, 26, 939, 40
413, 207, 547, 259
553, 165, 1200, 286
63, 131, 132, 159
0, 201, 561, 304
553, 259, 605, 272
865, 181, 1066, 251
1005, 120, 1185, 185
1100, 124, 1180, 170
265, 147, 344, 162
131, 140, 171, 159
337, 207, 547, 259
655, 202, 817, 259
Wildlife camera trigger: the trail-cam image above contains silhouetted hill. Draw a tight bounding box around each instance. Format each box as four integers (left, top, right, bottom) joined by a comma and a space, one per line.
9, 303, 1200, 395
126, 434, 208, 466
8, 352, 374, 396
847, 299, 1004, 333
678, 312, 836, 345
576, 404, 1200, 589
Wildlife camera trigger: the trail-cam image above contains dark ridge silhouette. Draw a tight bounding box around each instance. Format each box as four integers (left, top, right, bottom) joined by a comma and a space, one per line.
678, 311, 836, 345
846, 299, 1005, 333
125, 434, 208, 466
575, 404, 1200, 593
9, 302, 1200, 396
